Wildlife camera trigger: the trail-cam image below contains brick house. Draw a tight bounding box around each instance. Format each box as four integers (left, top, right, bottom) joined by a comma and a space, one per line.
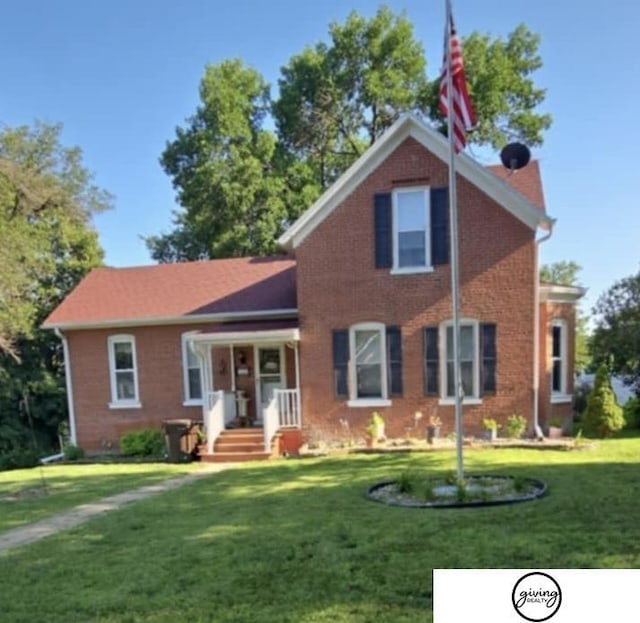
43, 114, 583, 459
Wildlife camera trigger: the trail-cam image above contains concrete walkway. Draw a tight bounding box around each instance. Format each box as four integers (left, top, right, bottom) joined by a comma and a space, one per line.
0, 463, 236, 553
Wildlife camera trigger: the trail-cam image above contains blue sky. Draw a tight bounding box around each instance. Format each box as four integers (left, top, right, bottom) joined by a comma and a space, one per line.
2, 0, 638, 314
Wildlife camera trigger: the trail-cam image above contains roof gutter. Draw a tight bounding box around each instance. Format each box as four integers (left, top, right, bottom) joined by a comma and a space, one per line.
54, 328, 77, 446
43, 308, 299, 332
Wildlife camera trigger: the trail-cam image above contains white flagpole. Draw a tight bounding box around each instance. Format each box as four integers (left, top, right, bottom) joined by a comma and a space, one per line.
445, 0, 464, 483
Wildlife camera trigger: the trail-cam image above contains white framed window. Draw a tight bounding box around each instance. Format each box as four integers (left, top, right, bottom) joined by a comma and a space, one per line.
348, 322, 390, 407
392, 187, 431, 274
551, 320, 569, 401
182, 333, 203, 405
107, 335, 140, 408
440, 320, 481, 404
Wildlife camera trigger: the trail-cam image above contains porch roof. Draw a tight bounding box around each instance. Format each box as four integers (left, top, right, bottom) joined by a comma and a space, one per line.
190, 319, 300, 345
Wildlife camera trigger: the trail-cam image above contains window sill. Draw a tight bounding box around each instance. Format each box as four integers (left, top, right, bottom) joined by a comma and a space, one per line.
390, 266, 434, 276
183, 400, 203, 407
551, 394, 572, 404
438, 398, 482, 406
109, 401, 142, 410
347, 399, 392, 408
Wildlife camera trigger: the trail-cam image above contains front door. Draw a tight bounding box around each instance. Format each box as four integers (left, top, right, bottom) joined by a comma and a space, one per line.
255, 346, 285, 422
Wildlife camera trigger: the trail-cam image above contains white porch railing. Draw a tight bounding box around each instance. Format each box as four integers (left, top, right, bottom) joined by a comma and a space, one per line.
263, 397, 279, 453
275, 388, 301, 428
205, 390, 226, 454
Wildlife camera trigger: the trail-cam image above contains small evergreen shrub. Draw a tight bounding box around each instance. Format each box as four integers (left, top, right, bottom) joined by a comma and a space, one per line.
582, 365, 624, 437
505, 414, 527, 439
120, 429, 165, 457
63, 444, 85, 461
623, 397, 640, 430
572, 382, 592, 420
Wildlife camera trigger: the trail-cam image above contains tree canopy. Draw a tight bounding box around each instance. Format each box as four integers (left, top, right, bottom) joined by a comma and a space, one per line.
148, 6, 552, 263
0, 121, 108, 456
591, 269, 640, 395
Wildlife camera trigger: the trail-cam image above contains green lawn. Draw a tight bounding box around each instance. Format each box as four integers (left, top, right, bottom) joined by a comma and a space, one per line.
1, 439, 640, 623
0, 462, 199, 533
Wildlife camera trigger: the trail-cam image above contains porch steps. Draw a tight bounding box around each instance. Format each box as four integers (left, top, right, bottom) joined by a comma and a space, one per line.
199, 428, 276, 463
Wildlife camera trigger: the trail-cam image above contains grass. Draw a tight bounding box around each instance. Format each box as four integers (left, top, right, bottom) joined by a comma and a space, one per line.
0, 462, 199, 533
1, 438, 640, 622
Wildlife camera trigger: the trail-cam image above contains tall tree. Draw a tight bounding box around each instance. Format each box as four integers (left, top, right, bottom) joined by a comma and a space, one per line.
591, 269, 640, 395
540, 261, 590, 373
147, 60, 292, 262
0, 121, 107, 454
149, 7, 552, 261
274, 7, 429, 188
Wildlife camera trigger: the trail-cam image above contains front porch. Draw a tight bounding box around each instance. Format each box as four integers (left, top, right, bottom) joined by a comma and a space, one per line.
188, 320, 302, 461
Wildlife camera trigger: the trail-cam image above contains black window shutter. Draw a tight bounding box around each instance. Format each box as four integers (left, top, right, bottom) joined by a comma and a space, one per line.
374, 193, 392, 269
386, 326, 403, 396
332, 330, 349, 398
424, 327, 439, 396
430, 187, 449, 266
480, 323, 497, 395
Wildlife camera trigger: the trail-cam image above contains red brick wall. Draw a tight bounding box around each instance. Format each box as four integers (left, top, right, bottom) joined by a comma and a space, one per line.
65, 324, 216, 454
295, 136, 537, 441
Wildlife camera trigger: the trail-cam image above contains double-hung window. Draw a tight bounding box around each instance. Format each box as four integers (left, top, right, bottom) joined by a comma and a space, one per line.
333, 323, 402, 407
182, 334, 203, 405
108, 335, 140, 408
393, 188, 430, 272
444, 322, 478, 399
423, 320, 496, 403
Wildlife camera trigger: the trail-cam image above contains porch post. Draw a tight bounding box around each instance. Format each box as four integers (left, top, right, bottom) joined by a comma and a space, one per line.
294, 341, 301, 425
192, 342, 212, 424
229, 344, 236, 392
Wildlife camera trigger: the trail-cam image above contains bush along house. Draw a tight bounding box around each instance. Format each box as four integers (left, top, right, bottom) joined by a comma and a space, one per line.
43, 114, 584, 460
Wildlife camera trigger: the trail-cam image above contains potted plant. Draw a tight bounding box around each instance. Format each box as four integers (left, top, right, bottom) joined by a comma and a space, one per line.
365, 412, 385, 448
426, 414, 442, 445
482, 418, 500, 442
548, 416, 563, 439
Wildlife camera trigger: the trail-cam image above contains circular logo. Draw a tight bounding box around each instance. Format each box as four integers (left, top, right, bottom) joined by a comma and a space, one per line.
511, 572, 562, 622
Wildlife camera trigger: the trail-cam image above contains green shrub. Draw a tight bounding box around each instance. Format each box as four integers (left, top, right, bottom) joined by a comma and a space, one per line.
505, 414, 527, 439
63, 444, 85, 461
120, 429, 165, 457
582, 365, 624, 438
623, 397, 640, 430
0, 448, 40, 471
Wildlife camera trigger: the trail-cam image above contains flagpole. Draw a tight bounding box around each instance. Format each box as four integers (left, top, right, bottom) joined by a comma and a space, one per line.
445, 0, 464, 483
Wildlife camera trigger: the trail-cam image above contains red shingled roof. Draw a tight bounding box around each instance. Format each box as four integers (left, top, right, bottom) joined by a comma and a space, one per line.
485, 160, 545, 211
43, 256, 297, 328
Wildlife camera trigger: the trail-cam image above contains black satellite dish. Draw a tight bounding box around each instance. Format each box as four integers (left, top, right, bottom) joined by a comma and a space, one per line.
500, 142, 531, 172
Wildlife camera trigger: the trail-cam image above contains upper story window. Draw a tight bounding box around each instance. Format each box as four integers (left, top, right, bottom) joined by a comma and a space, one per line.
107, 335, 140, 408
182, 334, 203, 405
551, 320, 568, 398
374, 187, 449, 274
393, 188, 430, 271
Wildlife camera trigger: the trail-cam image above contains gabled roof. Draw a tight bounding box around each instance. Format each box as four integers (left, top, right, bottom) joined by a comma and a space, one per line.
43, 256, 297, 330
278, 113, 554, 250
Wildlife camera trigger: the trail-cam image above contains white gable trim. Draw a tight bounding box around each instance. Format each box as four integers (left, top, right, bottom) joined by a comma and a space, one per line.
278, 113, 554, 250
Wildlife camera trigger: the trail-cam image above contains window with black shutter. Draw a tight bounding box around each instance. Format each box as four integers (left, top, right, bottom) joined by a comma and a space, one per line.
424, 327, 439, 396
332, 330, 349, 398
386, 326, 403, 396
480, 323, 497, 395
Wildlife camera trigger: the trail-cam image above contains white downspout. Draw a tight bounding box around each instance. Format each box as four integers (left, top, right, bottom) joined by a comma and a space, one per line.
54, 328, 77, 445
533, 222, 555, 439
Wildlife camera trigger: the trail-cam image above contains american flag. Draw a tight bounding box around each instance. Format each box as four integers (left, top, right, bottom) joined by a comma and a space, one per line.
439, 1, 476, 153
